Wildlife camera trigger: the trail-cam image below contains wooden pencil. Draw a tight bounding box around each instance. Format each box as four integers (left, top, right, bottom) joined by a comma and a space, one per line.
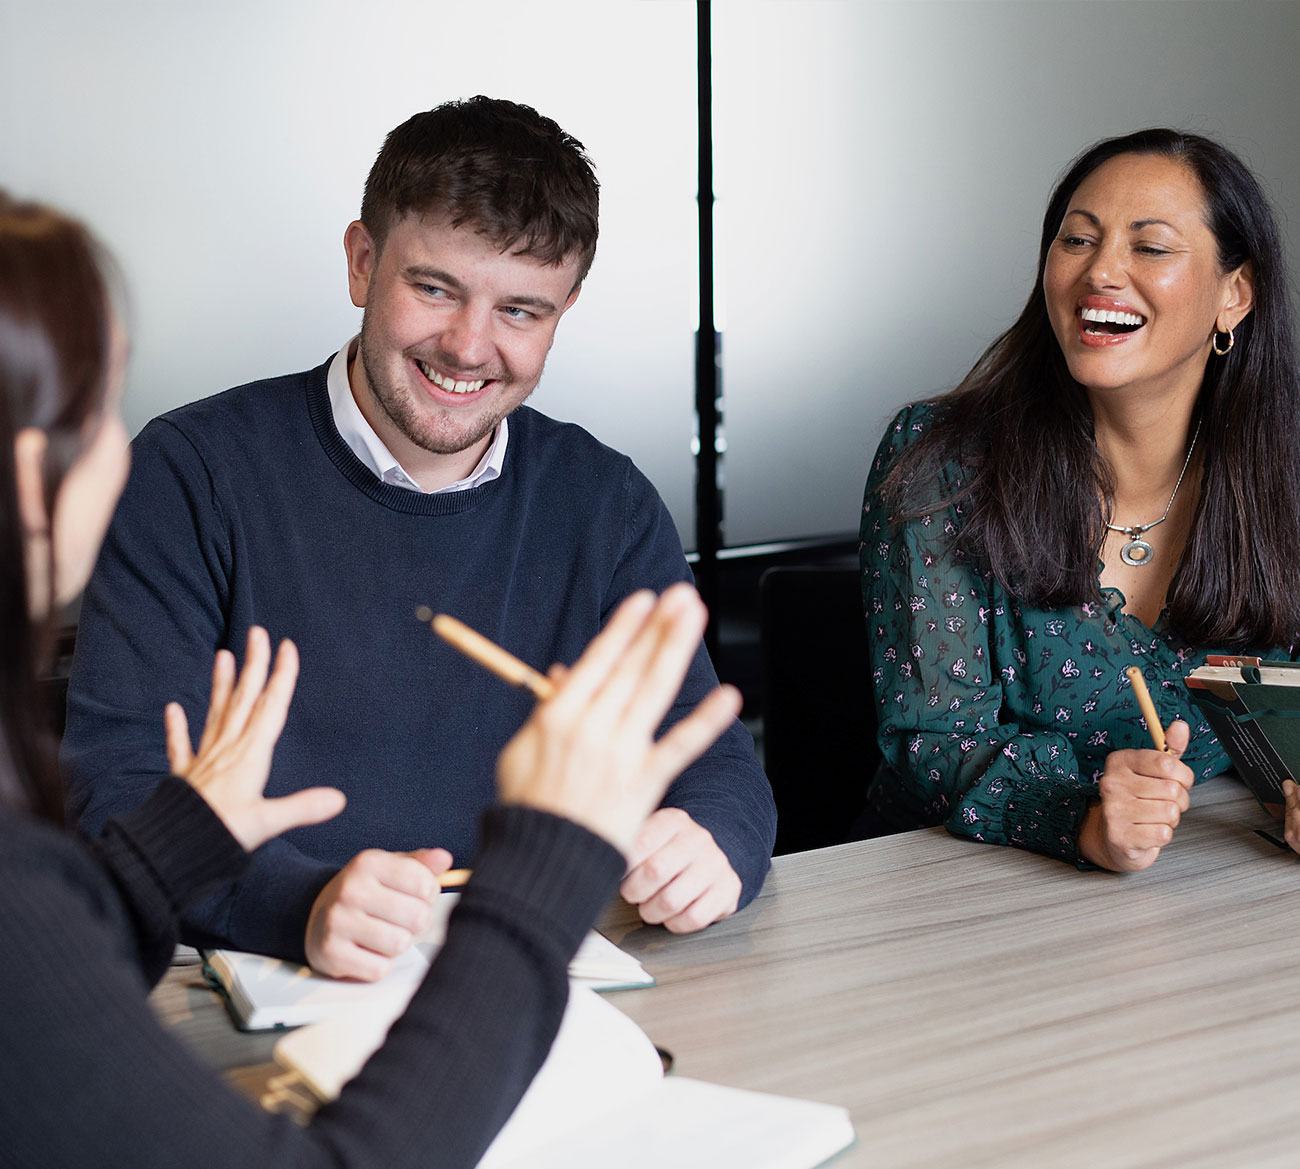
1125, 666, 1168, 752
428, 613, 556, 701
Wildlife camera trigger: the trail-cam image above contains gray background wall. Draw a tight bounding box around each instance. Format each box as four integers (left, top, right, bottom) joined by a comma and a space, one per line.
715, 0, 1300, 546
4, 0, 1299, 551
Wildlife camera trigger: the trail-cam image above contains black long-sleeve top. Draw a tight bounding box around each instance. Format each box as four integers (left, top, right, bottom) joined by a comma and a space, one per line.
0, 777, 623, 1169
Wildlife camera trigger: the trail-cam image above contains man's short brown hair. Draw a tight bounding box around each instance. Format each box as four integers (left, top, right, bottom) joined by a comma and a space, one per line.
360, 96, 599, 287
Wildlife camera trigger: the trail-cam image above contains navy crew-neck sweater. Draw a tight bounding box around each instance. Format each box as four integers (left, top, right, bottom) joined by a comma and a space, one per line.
63, 357, 775, 959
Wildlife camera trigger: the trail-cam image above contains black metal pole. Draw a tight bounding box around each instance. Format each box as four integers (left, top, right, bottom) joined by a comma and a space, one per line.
694, 0, 723, 657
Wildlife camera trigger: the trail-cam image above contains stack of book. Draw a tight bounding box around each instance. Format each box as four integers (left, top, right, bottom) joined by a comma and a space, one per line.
206, 893, 857, 1168
1184, 655, 1300, 818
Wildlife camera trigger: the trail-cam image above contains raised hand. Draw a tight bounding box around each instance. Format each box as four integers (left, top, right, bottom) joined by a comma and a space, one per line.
165, 626, 345, 852
495, 583, 741, 856
1078, 719, 1194, 871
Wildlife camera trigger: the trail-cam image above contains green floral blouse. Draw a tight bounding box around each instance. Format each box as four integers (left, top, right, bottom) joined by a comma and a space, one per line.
859, 403, 1281, 866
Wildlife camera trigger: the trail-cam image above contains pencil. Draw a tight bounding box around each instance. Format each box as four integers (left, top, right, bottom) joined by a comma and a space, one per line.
1125, 666, 1168, 752
427, 612, 556, 702
439, 868, 472, 888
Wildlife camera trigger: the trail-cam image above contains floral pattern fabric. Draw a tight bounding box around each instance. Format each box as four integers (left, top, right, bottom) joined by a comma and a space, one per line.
859, 403, 1281, 866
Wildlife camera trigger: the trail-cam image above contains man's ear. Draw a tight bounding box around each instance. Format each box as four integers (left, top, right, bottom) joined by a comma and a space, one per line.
1218, 260, 1255, 334
13, 428, 50, 537
343, 220, 378, 310
562, 283, 582, 314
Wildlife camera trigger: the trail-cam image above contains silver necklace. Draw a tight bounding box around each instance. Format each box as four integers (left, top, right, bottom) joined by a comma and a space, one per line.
1103, 419, 1201, 568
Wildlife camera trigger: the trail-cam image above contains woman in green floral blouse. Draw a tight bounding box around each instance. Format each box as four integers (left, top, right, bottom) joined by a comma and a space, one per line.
860, 129, 1300, 872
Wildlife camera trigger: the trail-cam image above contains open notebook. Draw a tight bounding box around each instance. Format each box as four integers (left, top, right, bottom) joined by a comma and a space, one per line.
271, 983, 856, 1169
204, 892, 653, 1030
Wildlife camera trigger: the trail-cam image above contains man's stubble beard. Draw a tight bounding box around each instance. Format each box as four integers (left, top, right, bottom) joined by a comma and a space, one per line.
356, 319, 524, 457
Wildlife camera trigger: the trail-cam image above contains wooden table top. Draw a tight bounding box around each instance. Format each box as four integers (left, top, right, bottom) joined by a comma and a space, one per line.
153, 776, 1300, 1167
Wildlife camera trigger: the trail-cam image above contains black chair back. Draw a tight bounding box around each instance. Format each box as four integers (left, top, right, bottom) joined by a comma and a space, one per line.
759, 564, 879, 854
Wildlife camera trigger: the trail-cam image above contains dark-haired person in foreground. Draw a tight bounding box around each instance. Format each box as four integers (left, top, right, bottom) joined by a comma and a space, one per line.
1, 192, 742, 1167
63, 97, 776, 978
861, 129, 1300, 871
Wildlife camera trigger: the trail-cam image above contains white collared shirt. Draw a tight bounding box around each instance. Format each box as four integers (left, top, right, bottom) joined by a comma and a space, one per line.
326, 337, 508, 493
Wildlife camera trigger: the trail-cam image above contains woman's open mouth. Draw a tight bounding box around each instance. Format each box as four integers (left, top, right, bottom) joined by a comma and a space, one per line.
1079, 306, 1146, 337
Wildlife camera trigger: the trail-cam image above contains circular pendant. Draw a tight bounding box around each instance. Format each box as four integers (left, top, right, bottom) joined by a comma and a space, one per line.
1121, 538, 1154, 566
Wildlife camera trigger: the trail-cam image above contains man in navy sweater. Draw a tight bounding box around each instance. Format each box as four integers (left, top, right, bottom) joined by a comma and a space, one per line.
63, 97, 776, 979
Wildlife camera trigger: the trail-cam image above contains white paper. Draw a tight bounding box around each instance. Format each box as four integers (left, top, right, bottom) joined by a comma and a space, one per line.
207, 893, 651, 1030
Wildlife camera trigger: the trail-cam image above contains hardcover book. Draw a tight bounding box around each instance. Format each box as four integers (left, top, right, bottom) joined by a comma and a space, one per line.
1184, 656, 1300, 818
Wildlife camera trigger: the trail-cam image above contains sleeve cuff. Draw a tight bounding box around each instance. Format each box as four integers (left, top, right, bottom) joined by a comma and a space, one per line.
460, 806, 626, 960
100, 777, 249, 912
998, 783, 1096, 867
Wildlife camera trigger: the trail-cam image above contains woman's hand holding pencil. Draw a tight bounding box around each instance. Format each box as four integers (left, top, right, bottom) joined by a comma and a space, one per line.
428, 593, 747, 928
1077, 669, 1195, 872
491, 584, 741, 856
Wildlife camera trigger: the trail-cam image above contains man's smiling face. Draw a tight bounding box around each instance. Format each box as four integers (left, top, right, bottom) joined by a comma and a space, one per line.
344, 213, 581, 484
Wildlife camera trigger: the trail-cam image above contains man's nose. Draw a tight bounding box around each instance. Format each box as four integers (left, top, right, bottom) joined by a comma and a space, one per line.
439, 306, 493, 369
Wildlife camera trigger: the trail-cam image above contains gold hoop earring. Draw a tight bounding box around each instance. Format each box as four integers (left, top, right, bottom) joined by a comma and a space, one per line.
1213, 327, 1235, 356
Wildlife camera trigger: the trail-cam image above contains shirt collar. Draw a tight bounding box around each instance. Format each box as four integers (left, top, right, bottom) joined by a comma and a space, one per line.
326, 337, 508, 494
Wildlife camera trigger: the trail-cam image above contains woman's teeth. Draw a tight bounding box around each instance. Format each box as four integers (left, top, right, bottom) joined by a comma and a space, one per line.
1080, 307, 1146, 334
419, 362, 485, 394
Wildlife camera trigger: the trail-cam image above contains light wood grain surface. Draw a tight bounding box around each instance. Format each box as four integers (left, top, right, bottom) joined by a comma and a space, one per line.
152, 776, 1300, 1167
599, 778, 1300, 1168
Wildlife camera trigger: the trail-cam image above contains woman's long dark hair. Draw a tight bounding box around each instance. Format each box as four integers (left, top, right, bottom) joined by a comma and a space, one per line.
883, 128, 1300, 649
0, 195, 114, 821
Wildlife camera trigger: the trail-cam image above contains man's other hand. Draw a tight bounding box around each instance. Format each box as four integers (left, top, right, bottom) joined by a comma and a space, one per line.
619, 807, 741, 933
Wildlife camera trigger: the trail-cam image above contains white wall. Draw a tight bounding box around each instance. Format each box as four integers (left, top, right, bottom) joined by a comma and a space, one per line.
4, 1, 1299, 551
714, 0, 1300, 546
0, 0, 700, 543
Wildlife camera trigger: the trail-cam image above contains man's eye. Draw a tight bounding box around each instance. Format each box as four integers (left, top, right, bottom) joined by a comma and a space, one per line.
420, 284, 449, 297
503, 306, 533, 321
